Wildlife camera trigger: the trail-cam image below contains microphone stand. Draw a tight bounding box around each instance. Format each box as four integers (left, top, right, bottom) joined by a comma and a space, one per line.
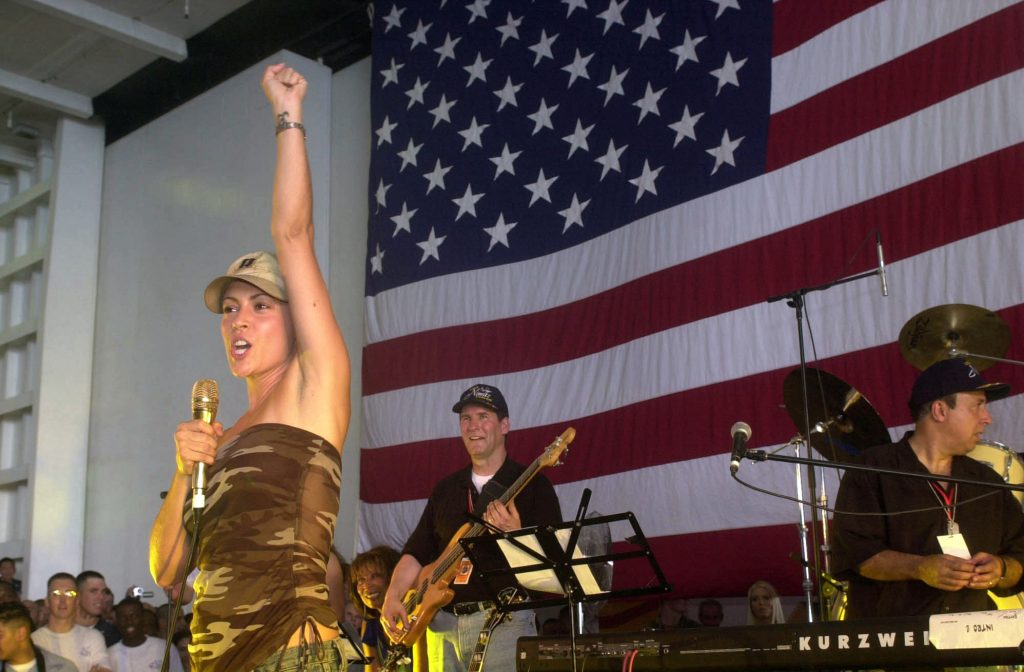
767, 266, 883, 622
742, 447, 1024, 494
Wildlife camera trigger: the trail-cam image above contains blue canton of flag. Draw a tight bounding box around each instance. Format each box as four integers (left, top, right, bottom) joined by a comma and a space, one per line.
366, 0, 771, 295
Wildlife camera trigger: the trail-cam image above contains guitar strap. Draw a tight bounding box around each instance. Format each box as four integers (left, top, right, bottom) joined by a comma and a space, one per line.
471, 476, 510, 517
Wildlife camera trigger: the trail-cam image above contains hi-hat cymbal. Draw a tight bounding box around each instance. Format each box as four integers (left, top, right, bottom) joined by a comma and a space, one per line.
783, 368, 891, 462
898, 304, 1009, 371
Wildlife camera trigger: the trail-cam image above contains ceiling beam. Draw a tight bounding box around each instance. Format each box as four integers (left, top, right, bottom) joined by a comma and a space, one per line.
0, 67, 93, 118
11, 0, 188, 62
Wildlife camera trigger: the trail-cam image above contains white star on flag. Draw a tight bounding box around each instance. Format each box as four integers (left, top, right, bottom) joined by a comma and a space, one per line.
405, 78, 428, 109
633, 83, 666, 123
489, 143, 521, 178
423, 159, 451, 194
628, 160, 662, 202
598, 66, 629, 106
710, 51, 747, 96
558, 193, 591, 232
562, 49, 594, 88
594, 139, 627, 180
381, 5, 404, 33
496, 13, 522, 45
670, 30, 706, 70
369, 243, 384, 274
416, 227, 445, 264
458, 117, 490, 150
390, 202, 417, 236
562, 120, 595, 158
463, 53, 492, 86
706, 129, 744, 174
452, 184, 484, 220
493, 77, 523, 111
434, 33, 461, 65
483, 213, 517, 251
633, 10, 664, 50
374, 115, 397, 147
525, 168, 558, 206
527, 98, 559, 135
529, 30, 559, 66
668, 105, 704, 147
407, 20, 431, 50
380, 58, 403, 88
397, 138, 423, 171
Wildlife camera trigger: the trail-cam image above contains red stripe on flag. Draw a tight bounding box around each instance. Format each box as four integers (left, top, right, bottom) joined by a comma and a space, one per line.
611, 525, 807, 598
360, 302, 1024, 501
362, 145, 1024, 396
766, 3, 1024, 170
772, 0, 884, 57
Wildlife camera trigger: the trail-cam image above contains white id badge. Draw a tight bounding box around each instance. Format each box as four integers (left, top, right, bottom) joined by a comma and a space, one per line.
937, 532, 971, 559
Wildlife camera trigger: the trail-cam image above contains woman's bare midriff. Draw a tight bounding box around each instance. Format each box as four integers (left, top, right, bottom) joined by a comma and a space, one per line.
287, 620, 339, 648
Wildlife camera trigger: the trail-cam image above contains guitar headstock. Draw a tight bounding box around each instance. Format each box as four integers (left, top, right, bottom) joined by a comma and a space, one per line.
539, 427, 575, 468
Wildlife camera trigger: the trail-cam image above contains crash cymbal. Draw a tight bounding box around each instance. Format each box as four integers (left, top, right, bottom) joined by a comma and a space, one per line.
899, 304, 1009, 371
783, 368, 891, 463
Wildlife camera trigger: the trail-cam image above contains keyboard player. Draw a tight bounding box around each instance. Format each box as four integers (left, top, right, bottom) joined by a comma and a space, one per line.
833, 358, 1024, 618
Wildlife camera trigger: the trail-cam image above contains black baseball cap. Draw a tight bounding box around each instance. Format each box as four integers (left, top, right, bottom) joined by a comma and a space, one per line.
908, 358, 1010, 414
452, 384, 509, 417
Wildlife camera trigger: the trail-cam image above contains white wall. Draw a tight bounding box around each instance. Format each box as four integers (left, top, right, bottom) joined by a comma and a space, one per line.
77, 52, 370, 596
329, 58, 371, 560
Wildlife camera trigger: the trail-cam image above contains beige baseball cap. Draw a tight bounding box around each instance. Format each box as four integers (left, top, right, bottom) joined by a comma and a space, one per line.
203, 250, 288, 313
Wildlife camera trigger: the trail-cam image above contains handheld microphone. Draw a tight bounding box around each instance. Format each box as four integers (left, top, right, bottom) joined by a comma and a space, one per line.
729, 421, 752, 475
876, 232, 889, 297
191, 379, 219, 510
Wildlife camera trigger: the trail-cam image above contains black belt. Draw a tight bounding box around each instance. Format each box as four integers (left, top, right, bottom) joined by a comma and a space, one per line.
443, 601, 494, 616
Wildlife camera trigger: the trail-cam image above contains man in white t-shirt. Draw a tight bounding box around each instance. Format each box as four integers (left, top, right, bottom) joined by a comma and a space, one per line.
29, 573, 111, 672
0, 601, 77, 671
108, 599, 181, 672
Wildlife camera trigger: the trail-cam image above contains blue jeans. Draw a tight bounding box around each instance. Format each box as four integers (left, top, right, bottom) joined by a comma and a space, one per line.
251, 638, 348, 672
426, 608, 536, 672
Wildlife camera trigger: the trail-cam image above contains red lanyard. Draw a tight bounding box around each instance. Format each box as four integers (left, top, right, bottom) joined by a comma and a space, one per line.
928, 481, 958, 534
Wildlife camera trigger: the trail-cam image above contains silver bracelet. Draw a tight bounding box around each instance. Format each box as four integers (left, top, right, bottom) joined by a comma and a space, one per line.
275, 111, 306, 139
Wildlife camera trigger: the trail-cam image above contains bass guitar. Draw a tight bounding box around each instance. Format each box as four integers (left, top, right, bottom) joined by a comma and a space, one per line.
387, 427, 575, 651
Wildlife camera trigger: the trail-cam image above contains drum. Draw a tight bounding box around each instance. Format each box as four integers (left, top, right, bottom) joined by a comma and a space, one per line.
966, 439, 1024, 611
966, 439, 1024, 506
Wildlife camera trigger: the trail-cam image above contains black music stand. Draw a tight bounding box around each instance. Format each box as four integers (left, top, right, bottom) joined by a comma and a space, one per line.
460, 496, 669, 672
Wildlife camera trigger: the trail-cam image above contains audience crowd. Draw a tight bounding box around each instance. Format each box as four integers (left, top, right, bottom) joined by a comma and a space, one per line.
0, 554, 797, 671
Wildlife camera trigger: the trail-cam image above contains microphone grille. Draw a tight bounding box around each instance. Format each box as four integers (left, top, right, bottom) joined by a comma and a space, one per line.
192, 379, 219, 408
731, 421, 752, 440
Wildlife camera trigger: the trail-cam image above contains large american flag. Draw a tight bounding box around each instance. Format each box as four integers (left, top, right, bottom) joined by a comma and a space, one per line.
359, 0, 1024, 601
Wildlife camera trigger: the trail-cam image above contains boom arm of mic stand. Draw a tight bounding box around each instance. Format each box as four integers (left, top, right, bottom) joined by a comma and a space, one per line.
743, 450, 1024, 493
766, 269, 881, 304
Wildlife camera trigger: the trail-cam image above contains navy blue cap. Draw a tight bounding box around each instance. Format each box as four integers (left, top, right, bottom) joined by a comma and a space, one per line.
908, 358, 1010, 413
452, 384, 509, 417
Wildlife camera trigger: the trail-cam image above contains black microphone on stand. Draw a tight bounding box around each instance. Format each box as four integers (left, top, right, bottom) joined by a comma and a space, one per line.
876, 231, 889, 297
729, 421, 752, 475
191, 379, 219, 510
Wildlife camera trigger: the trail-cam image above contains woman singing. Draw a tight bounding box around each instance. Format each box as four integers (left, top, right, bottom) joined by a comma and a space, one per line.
149, 64, 350, 672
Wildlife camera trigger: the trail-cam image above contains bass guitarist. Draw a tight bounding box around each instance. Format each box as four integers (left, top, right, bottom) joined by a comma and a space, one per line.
380, 384, 562, 672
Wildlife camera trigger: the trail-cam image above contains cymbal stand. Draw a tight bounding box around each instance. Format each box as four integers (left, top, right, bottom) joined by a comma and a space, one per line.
949, 347, 1024, 368
767, 265, 882, 622
789, 436, 815, 622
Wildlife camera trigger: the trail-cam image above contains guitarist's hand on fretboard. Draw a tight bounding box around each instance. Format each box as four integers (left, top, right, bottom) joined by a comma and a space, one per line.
484, 499, 520, 531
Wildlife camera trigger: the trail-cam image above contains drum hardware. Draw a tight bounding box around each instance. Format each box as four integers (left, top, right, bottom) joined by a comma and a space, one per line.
782, 368, 891, 464
764, 234, 889, 623
898, 303, 1016, 371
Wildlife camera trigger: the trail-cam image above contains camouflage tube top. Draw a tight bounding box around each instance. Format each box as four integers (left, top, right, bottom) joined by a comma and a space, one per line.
185, 423, 342, 672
